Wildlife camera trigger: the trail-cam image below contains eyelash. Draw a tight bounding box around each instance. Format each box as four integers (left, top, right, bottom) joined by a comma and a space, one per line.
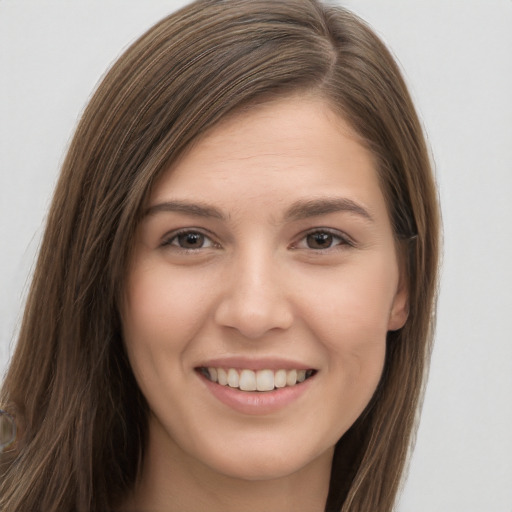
291, 228, 354, 251
161, 229, 219, 252
161, 228, 354, 253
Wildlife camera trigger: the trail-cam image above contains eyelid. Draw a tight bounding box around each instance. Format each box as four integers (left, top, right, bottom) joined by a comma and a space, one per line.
161, 228, 220, 250
158, 227, 354, 252
290, 227, 355, 250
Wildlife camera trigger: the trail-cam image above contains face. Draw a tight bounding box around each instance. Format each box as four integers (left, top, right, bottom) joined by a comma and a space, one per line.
122, 96, 408, 482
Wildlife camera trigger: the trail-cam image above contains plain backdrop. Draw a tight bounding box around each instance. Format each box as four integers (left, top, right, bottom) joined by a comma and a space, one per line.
1, 1, 511, 510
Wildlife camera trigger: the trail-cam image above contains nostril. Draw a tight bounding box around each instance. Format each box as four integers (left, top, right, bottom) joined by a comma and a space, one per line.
214, 293, 294, 339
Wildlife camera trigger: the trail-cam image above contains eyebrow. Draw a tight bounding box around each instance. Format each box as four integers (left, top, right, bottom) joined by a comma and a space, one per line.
283, 197, 374, 223
144, 197, 374, 223
144, 200, 226, 220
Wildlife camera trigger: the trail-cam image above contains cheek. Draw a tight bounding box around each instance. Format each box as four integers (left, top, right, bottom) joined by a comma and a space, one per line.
300, 256, 398, 340
296, 256, 397, 394
121, 262, 215, 385
125, 262, 206, 339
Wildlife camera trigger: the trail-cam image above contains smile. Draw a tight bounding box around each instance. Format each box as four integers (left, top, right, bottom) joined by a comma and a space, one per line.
197, 367, 316, 391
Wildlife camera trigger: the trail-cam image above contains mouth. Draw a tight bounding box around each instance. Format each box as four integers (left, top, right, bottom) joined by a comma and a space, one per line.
196, 367, 317, 392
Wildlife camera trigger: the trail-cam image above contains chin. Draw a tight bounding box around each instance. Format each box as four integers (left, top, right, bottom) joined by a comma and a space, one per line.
192, 437, 335, 482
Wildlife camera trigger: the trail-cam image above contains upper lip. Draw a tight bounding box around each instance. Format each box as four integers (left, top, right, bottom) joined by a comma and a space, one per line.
195, 357, 316, 371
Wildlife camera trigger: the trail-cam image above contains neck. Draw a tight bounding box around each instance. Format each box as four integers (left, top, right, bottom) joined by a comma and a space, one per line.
118, 419, 333, 512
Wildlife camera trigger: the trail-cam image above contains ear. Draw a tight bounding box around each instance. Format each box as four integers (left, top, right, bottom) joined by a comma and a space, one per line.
388, 275, 409, 331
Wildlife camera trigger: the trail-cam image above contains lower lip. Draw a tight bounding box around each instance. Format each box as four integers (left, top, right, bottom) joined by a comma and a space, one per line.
198, 372, 315, 415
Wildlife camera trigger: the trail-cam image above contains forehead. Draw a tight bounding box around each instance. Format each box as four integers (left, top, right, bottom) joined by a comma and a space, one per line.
150, 96, 387, 223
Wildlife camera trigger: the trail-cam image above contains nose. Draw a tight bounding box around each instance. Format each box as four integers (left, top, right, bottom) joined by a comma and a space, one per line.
214, 250, 294, 339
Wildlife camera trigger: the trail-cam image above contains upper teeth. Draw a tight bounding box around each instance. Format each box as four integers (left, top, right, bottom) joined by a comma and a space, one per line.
201, 367, 314, 391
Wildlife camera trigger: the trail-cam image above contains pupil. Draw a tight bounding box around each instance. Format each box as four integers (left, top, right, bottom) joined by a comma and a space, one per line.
308, 232, 332, 249
179, 232, 204, 248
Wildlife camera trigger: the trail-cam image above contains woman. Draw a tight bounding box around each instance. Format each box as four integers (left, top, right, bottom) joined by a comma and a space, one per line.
0, 0, 440, 510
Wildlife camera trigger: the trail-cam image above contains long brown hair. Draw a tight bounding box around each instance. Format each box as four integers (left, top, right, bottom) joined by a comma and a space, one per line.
0, 1, 440, 510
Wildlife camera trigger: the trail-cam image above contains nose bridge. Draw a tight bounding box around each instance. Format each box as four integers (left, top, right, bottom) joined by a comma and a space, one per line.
214, 243, 293, 339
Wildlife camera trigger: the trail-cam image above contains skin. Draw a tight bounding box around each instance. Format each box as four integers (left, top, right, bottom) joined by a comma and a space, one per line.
120, 95, 408, 512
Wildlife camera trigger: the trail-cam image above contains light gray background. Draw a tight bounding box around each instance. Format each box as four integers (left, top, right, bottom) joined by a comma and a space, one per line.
1, 1, 511, 510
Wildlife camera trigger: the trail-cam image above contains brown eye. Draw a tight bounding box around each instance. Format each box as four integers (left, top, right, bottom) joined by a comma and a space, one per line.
306, 232, 335, 249
177, 232, 205, 248
293, 229, 352, 252
165, 230, 215, 250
